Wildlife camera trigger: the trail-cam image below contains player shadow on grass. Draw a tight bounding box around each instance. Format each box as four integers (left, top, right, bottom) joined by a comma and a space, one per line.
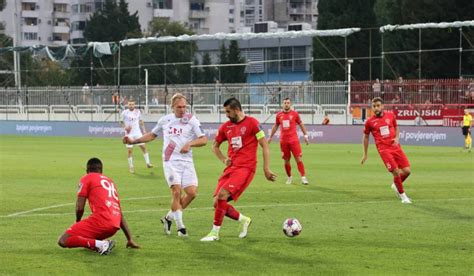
410, 203, 473, 221
194, 239, 342, 273
313, 186, 357, 197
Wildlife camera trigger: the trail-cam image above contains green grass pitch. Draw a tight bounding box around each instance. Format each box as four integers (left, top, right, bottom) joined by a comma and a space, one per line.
0, 136, 473, 274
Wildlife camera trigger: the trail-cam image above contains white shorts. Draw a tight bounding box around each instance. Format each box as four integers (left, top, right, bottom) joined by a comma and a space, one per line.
126, 133, 145, 148
163, 160, 198, 189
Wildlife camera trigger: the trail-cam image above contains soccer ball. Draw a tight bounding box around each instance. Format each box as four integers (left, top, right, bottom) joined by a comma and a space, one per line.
282, 218, 302, 237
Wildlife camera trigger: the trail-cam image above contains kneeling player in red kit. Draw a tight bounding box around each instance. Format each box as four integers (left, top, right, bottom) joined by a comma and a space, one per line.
361, 97, 412, 204
57, 158, 140, 255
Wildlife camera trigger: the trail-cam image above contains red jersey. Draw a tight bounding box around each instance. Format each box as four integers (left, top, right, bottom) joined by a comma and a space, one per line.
215, 116, 264, 170
364, 111, 399, 151
77, 173, 122, 228
275, 110, 301, 143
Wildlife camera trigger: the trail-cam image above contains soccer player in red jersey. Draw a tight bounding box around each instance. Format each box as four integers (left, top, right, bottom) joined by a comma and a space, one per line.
268, 98, 310, 185
200, 98, 277, 241
361, 97, 412, 204
57, 158, 140, 255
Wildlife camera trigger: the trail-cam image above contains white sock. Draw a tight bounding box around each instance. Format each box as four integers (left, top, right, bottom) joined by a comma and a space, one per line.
173, 210, 185, 229
95, 240, 106, 249
212, 225, 221, 232
238, 214, 248, 222
143, 153, 150, 164
128, 157, 134, 168
165, 210, 173, 220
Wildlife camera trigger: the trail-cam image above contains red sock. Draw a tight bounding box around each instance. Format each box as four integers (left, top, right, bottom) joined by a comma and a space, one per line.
284, 163, 291, 177
65, 236, 96, 250
214, 199, 229, 226
401, 173, 409, 182
393, 176, 404, 194
226, 204, 240, 220
297, 161, 306, 176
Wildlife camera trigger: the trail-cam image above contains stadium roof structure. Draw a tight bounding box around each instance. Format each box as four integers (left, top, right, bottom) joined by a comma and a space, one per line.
379, 20, 474, 32
120, 28, 361, 47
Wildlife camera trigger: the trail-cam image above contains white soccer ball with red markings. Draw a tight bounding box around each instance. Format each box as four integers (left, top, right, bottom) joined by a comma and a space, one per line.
283, 218, 302, 237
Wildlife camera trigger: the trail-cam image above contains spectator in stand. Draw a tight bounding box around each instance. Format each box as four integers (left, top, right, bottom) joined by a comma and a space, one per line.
433, 93, 443, 105
82, 83, 91, 105
322, 115, 330, 125
391, 94, 401, 105
372, 78, 382, 98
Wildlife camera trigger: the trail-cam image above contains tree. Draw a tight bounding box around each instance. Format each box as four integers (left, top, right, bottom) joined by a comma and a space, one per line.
201, 52, 216, 84
140, 18, 196, 85
375, 0, 474, 79
218, 41, 246, 83
313, 0, 379, 81
70, 0, 142, 86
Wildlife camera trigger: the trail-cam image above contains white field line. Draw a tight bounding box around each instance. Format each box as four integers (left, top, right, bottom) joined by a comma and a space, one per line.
2, 190, 316, 218
1, 197, 472, 219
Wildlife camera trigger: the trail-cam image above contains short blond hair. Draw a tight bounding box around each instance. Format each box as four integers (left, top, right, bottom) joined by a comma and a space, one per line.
170, 93, 187, 107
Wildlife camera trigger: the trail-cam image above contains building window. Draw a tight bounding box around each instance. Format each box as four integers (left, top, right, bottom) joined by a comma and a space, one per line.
53, 4, 68, 13
23, 18, 38, 26
293, 47, 306, 71
23, 32, 38, 40
153, 0, 172, 9
229, 18, 234, 23
71, 21, 86, 31
72, 4, 78, 13
229, 9, 234, 14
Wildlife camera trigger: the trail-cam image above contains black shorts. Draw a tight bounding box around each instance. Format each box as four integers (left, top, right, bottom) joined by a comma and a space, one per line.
462, 126, 470, 136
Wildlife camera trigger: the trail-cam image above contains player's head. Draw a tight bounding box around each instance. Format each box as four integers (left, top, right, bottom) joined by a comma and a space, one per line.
86, 158, 103, 174
128, 100, 135, 111
465, 109, 470, 115
282, 98, 292, 111
223, 97, 242, 123
371, 97, 384, 117
171, 93, 187, 118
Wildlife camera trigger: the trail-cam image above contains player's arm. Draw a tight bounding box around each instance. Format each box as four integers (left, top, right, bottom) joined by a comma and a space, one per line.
212, 140, 231, 166
361, 134, 369, 165
267, 124, 279, 143
75, 196, 86, 222
298, 122, 310, 145
123, 132, 157, 145
258, 134, 277, 182
120, 213, 140, 249
393, 125, 400, 145
180, 135, 208, 153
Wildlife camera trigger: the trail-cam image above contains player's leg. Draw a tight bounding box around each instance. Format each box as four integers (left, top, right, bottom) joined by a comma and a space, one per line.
180, 162, 198, 209
393, 148, 411, 183
467, 132, 472, 150
138, 144, 153, 168
280, 142, 292, 184
291, 142, 308, 185
58, 219, 117, 255
169, 184, 187, 236
390, 168, 411, 204
201, 168, 254, 241
380, 151, 411, 203
127, 144, 134, 173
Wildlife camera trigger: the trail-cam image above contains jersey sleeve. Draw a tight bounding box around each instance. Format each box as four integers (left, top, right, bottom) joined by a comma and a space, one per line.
295, 112, 302, 124
215, 124, 227, 143
151, 117, 164, 135
392, 113, 398, 128
275, 113, 280, 125
363, 120, 371, 135
251, 118, 265, 140
191, 117, 205, 138
137, 110, 142, 121
77, 175, 90, 198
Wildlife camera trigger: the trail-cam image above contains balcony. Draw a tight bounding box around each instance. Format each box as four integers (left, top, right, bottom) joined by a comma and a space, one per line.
54, 25, 70, 33
153, 8, 173, 18
21, 10, 39, 18
22, 25, 39, 32
189, 8, 209, 19
52, 40, 68, 46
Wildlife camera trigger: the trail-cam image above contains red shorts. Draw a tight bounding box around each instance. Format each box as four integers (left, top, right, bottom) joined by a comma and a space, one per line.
214, 166, 256, 201
66, 215, 119, 240
280, 141, 302, 160
378, 146, 410, 172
